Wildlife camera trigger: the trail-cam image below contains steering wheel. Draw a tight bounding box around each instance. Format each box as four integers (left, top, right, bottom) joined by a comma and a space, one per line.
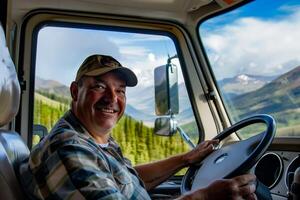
181, 114, 276, 193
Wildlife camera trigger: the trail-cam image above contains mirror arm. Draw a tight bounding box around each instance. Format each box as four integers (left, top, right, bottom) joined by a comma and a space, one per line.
167, 54, 178, 65
177, 126, 195, 149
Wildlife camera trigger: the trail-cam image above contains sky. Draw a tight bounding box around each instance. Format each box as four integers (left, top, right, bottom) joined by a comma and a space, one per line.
36, 28, 179, 87
36, 0, 300, 86
200, 0, 300, 80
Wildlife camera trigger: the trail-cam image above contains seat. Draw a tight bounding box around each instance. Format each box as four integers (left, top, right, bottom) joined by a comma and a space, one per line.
0, 22, 30, 200
0, 131, 30, 200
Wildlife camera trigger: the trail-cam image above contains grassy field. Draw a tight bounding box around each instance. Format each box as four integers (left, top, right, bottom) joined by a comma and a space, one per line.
35, 92, 65, 108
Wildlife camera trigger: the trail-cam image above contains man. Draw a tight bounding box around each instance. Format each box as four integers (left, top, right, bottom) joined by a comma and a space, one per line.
20, 54, 257, 200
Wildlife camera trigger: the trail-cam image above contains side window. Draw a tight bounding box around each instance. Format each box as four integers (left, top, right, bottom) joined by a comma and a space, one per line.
199, 0, 300, 138
32, 25, 198, 165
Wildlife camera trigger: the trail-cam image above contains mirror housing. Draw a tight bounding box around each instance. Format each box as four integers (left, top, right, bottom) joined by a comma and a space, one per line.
154, 57, 179, 116
154, 116, 177, 136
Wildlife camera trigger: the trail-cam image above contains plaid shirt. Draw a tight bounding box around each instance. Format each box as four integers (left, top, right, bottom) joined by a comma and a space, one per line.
20, 110, 151, 200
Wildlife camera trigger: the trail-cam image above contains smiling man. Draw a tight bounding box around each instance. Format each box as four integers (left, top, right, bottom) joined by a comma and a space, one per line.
70, 55, 131, 144
20, 54, 257, 200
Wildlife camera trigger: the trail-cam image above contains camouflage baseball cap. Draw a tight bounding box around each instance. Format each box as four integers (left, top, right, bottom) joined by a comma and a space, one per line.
75, 54, 137, 87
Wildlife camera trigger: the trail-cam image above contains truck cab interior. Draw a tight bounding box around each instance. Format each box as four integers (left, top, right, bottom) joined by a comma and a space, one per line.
0, 0, 300, 199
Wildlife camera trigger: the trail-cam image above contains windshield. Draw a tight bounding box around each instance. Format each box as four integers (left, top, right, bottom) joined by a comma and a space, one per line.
199, 0, 300, 138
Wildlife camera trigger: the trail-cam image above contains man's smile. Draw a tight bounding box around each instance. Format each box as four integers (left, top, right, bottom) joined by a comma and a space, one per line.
100, 107, 116, 113
95, 104, 119, 113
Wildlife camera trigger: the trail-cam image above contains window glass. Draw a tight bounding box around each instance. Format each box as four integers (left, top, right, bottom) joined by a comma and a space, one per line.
33, 25, 198, 165
199, 0, 300, 138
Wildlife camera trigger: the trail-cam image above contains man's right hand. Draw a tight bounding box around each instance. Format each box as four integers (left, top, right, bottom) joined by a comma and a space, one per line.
180, 174, 257, 200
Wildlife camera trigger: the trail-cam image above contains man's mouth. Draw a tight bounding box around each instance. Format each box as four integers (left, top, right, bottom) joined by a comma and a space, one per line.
95, 104, 119, 113
100, 108, 116, 113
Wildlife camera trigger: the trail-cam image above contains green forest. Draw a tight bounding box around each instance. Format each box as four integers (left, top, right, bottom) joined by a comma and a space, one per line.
33, 92, 190, 165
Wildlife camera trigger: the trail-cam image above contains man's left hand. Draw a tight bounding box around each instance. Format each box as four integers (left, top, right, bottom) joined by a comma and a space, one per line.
183, 139, 219, 166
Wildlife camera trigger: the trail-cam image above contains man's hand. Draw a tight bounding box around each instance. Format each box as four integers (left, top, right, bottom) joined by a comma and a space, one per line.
180, 174, 257, 200
135, 139, 219, 190
183, 140, 219, 166
202, 174, 257, 200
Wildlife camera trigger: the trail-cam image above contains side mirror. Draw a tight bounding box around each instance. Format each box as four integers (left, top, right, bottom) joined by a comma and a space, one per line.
154, 58, 179, 116
154, 116, 177, 136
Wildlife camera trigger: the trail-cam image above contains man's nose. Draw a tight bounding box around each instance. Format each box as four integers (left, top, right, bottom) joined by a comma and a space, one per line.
103, 88, 118, 103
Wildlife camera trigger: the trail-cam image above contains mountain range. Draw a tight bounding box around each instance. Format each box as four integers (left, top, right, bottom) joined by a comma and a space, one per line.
230, 66, 300, 120
35, 65, 299, 127
218, 74, 276, 96
35, 77, 71, 99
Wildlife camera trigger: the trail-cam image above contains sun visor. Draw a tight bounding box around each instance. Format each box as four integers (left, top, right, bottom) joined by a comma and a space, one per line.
0, 23, 20, 126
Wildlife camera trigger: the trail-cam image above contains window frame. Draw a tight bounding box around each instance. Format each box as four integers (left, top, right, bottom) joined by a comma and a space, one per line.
16, 10, 219, 149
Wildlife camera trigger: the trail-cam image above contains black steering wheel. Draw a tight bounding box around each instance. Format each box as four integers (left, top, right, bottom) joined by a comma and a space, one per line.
181, 114, 276, 193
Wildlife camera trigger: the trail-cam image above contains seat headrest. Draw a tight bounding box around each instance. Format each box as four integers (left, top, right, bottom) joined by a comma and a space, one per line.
0, 23, 20, 126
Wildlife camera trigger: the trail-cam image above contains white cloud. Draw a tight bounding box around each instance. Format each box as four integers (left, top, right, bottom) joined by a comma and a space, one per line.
107, 33, 169, 46
119, 46, 149, 57
148, 53, 156, 62
124, 33, 167, 42
122, 55, 168, 87
202, 7, 300, 80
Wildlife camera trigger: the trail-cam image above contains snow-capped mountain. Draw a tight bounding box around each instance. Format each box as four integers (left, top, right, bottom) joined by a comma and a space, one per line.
218, 74, 276, 95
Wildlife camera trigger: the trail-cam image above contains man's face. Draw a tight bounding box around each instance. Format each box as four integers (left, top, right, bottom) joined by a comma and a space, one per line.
71, 72, 126, 137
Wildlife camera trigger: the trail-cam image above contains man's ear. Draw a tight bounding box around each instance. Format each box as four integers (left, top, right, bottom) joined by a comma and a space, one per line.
70, 81, 78, 101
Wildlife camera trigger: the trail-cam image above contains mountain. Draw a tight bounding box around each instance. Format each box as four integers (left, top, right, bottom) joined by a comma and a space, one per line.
35, 77, 64, 88
218, 74, 276, 96
125, 104, 156, 126
126, 85, 155, 116
35, 77, 70, 99
229, 66, 300, 120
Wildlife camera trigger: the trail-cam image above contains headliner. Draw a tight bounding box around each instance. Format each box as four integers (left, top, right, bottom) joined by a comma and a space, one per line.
8, 0, 245, 25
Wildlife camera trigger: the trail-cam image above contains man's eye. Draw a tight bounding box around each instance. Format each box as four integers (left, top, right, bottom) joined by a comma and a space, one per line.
93, 84, 106, 90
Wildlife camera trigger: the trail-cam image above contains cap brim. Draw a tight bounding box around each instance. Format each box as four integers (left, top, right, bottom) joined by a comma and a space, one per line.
84, 67, 138, 87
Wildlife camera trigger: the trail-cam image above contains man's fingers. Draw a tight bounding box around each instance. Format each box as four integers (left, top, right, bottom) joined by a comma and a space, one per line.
233, 174, 256, 186
238, 182, 256, 196
198, 139, 219, 149
230, 174, 257, 199
199, 140, 220, 155
244, 193, 257, 200
207, 139, 219, 146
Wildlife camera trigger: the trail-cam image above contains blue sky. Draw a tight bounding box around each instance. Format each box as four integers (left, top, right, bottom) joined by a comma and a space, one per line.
202, 0, 300, 27
238, 0, 300, 19
36, 0, 300, 86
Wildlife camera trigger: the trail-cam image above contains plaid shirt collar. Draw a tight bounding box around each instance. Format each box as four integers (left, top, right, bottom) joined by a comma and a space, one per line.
64, 110, 118, 147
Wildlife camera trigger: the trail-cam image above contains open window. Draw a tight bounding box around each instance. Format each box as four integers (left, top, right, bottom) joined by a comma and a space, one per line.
32, 23, 199, 166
